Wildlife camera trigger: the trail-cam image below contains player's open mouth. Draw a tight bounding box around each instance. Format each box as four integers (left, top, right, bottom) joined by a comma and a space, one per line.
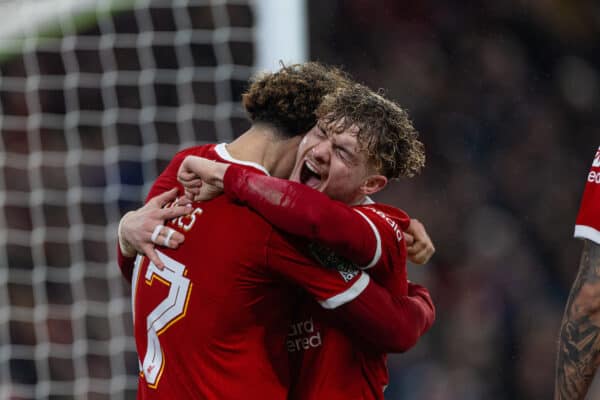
300, 161, 323, 189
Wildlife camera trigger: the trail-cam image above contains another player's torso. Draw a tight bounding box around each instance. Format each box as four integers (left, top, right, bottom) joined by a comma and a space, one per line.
133, 146, 292, 399
289, 300, 389, 400
289, 203, 409, 400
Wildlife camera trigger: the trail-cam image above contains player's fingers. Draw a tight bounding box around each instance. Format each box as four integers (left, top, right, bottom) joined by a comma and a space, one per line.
163, 228, 184, 248
194, 187, 214, 201
407, 239, 423, 255
178, 173, 197, 183
404, 232, 415, 247
422, 244, 436, 261
184, 189, 195, 201
159, 205, 192, 220
151, 225, 184, 248
174, 196, 193, 207
181, 179, 204, 190
413, 245, 435, 265
161, 227, 176, 247
144, 246, 165, 269
407, 250, 424, 265
408, 250, 426, 265
411, 252, 427, 265
150, 224, 164, 244
149, 188, 179, 208
178, 171, 200, 184
184, 186, 202, 196
418, 251, 431, 265
194, 183, 223, 202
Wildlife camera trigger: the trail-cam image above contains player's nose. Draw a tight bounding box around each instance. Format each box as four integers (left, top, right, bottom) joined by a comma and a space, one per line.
311, 140, 331, 164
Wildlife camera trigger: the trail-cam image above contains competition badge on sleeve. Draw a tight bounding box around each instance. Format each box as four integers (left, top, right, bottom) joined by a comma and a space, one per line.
574, 146, 600, 244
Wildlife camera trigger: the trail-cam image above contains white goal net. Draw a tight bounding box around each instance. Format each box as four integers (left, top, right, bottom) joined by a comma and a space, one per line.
0, 0, 306, 398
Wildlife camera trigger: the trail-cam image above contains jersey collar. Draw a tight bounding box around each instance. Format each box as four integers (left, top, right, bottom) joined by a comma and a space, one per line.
215, 143, 271, 176
360, 196, 375, 205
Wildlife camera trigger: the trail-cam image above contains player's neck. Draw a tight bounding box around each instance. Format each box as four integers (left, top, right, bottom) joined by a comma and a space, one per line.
227, 124, 301, 178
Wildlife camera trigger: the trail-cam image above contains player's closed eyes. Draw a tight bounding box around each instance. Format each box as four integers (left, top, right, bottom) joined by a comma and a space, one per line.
335, 146, 353, 163
334, 146, 356, 165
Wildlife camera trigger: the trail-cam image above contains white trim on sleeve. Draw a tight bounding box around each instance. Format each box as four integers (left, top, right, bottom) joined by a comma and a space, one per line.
215, 143, 270, 176
574, 225, 600, 245
353, 209, 382, 269
319, 273, 370, 309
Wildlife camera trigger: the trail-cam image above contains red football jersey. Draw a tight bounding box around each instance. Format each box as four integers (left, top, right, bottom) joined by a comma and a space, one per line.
132, 195, 372, 399
117, 143, 268, 281
288, 203, 410, 400
220, 167, 426, 399
574, 145, 600, 244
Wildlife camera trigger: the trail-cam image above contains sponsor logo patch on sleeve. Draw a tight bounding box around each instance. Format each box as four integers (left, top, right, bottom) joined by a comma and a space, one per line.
308, 242, 359, 282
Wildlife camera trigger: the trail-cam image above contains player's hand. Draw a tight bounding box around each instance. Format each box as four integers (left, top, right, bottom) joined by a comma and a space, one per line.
574, 146, 600, 244
177, 156, 229, 201
184, 182, 225, 202
118, 188, 191, 269
405, 219, 435, 265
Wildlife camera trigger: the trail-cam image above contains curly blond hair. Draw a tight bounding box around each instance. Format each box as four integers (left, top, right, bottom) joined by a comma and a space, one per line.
316, 84, 425, 179
242, 62, 351, 137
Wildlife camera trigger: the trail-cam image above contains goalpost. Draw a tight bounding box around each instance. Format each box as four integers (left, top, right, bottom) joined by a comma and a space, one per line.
0, 1, 306, 398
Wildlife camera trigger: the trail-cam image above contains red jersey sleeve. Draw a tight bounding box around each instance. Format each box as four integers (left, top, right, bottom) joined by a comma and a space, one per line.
265, 231, 371, 309
352, 204, 411, 296
116, 244, 136, 282
265, 231, 435, 352
223, 165, 400, 267
574, 145, 600, 244
340, 280, 436, 353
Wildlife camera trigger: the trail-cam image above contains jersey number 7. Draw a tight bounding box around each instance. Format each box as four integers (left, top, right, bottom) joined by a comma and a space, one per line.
134, 251, 192, 387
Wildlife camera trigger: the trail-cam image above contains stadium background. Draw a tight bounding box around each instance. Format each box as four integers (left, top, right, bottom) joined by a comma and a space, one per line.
0, 0, 598, 399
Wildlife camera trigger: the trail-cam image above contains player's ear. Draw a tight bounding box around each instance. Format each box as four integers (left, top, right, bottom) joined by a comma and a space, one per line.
360, 174, 387, 196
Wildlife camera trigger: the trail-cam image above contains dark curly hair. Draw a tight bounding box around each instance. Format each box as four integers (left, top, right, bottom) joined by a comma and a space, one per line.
242, 62, 351, 138
316, 84, 425, 179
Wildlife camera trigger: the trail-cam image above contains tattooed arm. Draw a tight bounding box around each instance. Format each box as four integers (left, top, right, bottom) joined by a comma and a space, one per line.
556, 240, 600, 399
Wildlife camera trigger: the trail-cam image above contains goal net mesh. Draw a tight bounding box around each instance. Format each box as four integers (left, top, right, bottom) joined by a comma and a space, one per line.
0, 0, 261, 398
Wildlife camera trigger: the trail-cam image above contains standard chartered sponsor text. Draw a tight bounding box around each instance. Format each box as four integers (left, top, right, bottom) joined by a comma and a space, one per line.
287, 318, 322, 352
588, 170, 600, 184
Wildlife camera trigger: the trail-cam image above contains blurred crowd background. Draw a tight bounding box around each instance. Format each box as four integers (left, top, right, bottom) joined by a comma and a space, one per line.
308, 2, 599, 399
1, 1, 598, 399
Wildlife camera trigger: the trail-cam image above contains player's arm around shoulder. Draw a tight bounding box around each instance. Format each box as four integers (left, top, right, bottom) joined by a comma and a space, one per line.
263, 227, 371, 309
264, 219, 436, 353
347, 205, 436, 351
222, 166, 381, 267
